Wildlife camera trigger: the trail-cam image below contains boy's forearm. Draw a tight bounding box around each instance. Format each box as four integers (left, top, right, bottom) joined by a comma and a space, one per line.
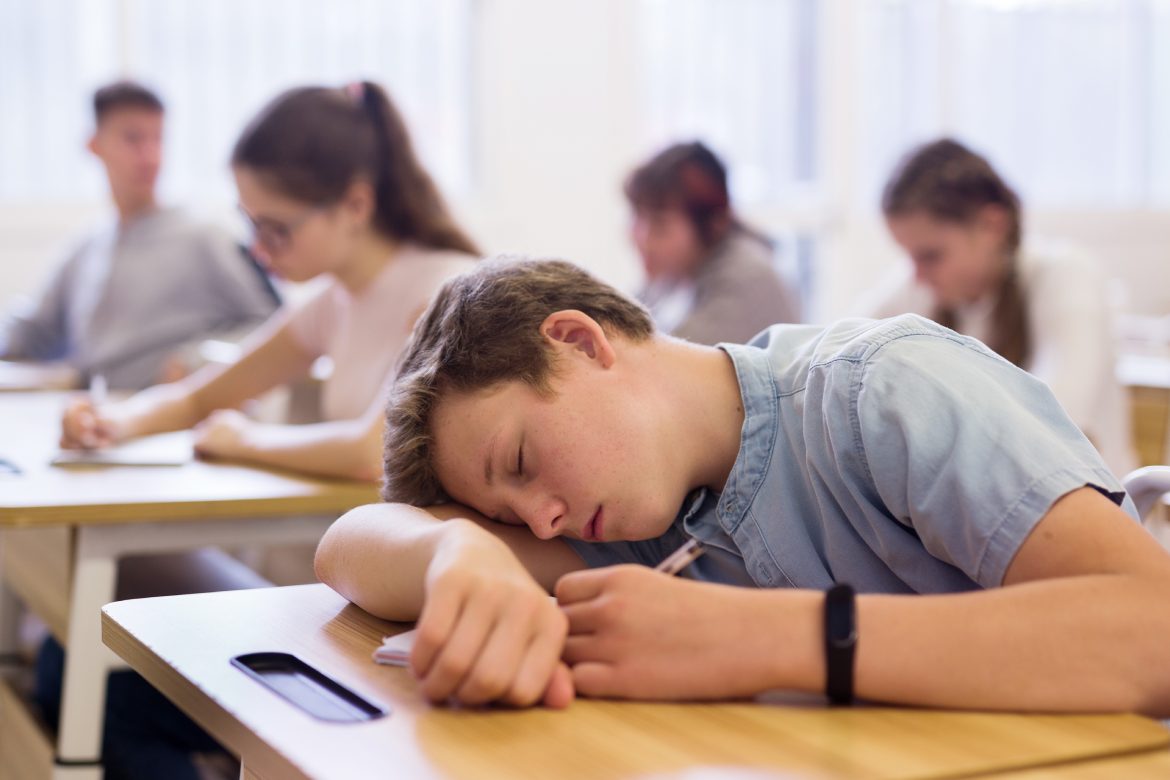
753, 574, 1170, 716
314, 503, 486, 622
858, 574, 1170, 714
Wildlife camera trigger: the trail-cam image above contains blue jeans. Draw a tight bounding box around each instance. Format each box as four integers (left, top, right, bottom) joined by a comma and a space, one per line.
34, 636, 228, 780
33, 548, 269, 779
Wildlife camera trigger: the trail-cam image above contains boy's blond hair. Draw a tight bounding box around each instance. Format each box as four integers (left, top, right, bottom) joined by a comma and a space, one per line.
382, 257, 655, 505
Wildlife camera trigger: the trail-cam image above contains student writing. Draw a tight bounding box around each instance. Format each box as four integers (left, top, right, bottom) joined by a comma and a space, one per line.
59, 81, 478, 480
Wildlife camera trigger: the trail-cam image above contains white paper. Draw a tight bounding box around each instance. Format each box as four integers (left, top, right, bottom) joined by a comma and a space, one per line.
51, 431, 194, 467
372, 629, 417, 667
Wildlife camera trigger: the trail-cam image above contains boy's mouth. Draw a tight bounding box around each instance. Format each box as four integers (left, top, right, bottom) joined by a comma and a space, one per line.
584, 507, 604, 541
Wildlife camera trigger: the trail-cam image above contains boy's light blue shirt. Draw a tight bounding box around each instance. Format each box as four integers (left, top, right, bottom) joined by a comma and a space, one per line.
566, 315, 1134, 594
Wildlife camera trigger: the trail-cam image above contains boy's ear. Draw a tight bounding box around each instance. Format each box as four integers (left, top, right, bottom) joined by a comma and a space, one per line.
539, 310, 616, 368
86, 134, 100, 157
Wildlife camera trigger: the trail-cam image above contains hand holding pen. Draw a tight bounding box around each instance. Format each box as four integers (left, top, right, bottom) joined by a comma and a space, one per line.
60, 374, 117, 450
556, 537, 733, 699
654, 538, 707, 576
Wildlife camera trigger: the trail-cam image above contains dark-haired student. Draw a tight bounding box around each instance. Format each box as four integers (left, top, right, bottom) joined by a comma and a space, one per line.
60, 80, 478, 481
866, 138, 1135, 477
0, 80, 278, 390
626, 141, 800, 345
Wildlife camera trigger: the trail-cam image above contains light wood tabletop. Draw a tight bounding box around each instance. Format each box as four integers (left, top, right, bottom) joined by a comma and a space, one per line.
0, 392, 378, 526
103, 583, 1170, 780
982, 748, 1170, 779
0, 360, 78, 392
0, 391, 379, 778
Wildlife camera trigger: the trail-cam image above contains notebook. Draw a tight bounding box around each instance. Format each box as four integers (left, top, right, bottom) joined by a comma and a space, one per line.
372, 629, 417, 667
50, 431, 194, 467
0, 360, 78, 391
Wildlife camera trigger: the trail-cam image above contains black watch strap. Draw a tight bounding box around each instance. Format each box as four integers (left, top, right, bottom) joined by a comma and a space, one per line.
824, 583, 857, 705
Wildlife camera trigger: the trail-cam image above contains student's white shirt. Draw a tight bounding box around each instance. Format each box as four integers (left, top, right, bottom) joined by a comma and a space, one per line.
283, 245, 476, 422
866, 243, 1137, 478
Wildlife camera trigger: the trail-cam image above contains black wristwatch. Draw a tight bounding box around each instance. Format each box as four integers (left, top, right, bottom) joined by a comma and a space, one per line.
824, 583, 857, 705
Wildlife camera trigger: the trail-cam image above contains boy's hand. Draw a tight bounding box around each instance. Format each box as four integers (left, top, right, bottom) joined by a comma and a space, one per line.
557, 565, 794, 700
411, 527, 574, 709
60, 396, 120, 450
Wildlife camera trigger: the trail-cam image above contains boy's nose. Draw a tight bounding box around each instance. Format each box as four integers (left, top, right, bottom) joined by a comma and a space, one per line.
518, 492, 568, 540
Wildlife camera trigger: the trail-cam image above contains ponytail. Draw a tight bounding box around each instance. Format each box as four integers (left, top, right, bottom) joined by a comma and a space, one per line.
883, 138, 1030, 367
232, 81, 479, 256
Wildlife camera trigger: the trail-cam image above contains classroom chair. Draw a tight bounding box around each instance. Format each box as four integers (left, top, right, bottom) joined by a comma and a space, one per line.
1122, 465, 1170, 551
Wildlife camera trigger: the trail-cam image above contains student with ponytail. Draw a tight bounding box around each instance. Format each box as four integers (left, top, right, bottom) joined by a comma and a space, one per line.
60, 81, 478, 480
868, 138, 1135, 477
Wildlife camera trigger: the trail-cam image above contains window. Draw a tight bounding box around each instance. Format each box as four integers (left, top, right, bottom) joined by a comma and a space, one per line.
0, 0, 473, 203
855, 0, 1170, 209
637, 0, 820, 310
637, 0, 819, 207
0, 0, 119, 201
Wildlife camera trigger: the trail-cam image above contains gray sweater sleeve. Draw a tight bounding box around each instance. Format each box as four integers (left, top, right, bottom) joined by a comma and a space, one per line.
672, 241, 801, 346
0, 247, 83, 361
158, 225, 281, 372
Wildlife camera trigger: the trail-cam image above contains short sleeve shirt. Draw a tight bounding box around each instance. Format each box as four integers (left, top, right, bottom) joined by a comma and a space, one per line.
566, 315, 1135, 594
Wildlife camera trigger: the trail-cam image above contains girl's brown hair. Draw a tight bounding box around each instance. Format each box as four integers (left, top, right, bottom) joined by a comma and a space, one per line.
232, 81, 478, 256
882, 138, 1029, 367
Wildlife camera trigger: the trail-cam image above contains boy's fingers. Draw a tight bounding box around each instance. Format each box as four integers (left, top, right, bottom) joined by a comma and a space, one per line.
410, 590, 462, 678
561, 633, 610, 666
500, 621, 569, 708
541, 662, 575, 709
418, 604, 494, 702
453, 611, 531, 705
570, 661, 618, 699
554, 568, 611, 604
559, 601, 605, 636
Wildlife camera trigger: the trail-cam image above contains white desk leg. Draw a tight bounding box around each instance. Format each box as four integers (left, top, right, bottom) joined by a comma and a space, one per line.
55, 526, 118, 779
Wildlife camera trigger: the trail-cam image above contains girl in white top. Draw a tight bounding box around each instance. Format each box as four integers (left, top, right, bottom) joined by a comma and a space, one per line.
869, 138, 1135, 477
61, 81, 478, 481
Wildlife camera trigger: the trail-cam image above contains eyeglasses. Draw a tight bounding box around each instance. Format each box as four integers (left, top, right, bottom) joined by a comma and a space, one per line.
237, 203, 324, 255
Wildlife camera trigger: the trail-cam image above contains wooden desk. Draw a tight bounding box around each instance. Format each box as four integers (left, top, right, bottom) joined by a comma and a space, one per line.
0, 392, 378, 779
102, 584, 1170, 780
0, 361, 78, 392
1119, 352, 1170, 466
986, 748, 1170, 779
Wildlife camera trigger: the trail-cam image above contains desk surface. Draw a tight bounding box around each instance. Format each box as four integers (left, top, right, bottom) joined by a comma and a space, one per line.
103, 584, 1170, 780
0, 360, 78, 392
1119, 352, 1170, 391
0, 392, 378, 526
987, 748, 1170, 779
